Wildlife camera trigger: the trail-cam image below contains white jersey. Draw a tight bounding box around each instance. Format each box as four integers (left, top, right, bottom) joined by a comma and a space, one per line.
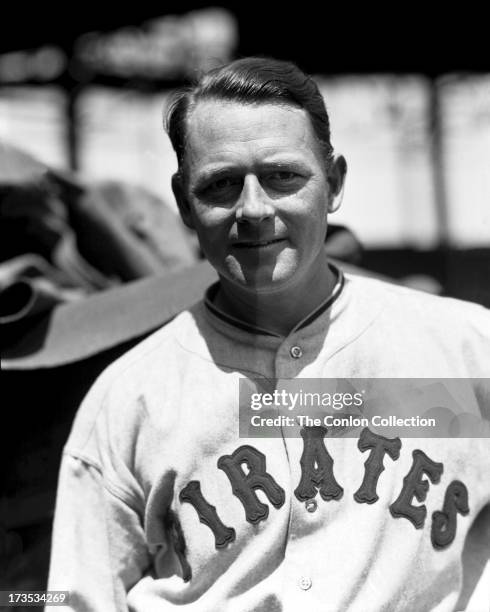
48, 267, 490, 611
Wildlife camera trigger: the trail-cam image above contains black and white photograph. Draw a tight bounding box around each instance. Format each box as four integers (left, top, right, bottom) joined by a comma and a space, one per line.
1, 5, 489, 611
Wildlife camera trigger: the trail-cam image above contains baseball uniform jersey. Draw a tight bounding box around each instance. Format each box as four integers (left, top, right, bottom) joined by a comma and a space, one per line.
48, 265, 490, 611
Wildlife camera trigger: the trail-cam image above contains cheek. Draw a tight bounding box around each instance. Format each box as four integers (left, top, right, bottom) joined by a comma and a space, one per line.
191, 202, 229, 230
284, 197, 328, 255
306, 180, 329, 213
285, 189, 329, 232
190, 204, 234, 250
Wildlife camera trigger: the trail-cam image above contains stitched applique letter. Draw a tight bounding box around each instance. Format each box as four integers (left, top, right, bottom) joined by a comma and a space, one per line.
390, 449, 443, 528
179, 480, 236, 548
354, 428, 402, 504
431, 480, 469, 549
294, 426, 343, 502
218, 445, 285, 524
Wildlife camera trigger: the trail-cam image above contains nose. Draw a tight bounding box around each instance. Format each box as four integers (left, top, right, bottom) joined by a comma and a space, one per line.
236, 175, 274, 224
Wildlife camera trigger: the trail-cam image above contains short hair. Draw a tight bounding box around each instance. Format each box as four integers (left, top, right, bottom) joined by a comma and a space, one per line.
166, 57, 334, 177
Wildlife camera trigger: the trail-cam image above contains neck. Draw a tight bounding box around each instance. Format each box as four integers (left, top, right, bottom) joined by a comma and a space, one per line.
214, 256, 337, 336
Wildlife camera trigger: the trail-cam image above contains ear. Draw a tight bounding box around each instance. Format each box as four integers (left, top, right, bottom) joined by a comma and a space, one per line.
327, 155, 347, 213
172, 173, 195, 230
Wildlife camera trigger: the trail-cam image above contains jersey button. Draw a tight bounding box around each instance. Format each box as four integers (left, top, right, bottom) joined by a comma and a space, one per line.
299, 576, 312, 590
305, 499, 317, 513
290, 345, 303, 359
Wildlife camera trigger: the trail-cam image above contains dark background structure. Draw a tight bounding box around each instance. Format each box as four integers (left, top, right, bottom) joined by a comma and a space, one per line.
2, 4, 490, 74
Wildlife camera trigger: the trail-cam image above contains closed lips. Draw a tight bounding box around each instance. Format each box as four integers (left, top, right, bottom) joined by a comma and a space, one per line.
234, 238, 286, 247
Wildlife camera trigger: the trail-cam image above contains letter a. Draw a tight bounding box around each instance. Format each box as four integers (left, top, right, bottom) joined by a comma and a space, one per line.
294, 426, 343, 502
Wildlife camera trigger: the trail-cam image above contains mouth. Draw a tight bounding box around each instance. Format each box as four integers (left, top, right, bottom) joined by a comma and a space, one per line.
233, 237, 287, 248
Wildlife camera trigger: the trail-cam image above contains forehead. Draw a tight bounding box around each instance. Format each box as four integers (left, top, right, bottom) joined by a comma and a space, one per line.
184, 100, 323, 172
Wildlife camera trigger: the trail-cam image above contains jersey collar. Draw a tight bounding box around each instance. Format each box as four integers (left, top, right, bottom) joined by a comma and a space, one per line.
204, 263, 345, 338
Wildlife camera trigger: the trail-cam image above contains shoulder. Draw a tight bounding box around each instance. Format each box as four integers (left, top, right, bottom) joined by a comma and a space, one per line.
345, 272, 489, 325
93, 304, 204, 389
343, 273, 490, 360
338, 272, 489, 380
63, 302, 210, 457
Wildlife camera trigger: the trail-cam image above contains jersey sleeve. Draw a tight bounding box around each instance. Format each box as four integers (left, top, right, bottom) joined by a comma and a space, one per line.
47, 453, 150, 611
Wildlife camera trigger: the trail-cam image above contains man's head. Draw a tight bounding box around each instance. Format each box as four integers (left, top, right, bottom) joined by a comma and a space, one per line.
166, 57, 347, 295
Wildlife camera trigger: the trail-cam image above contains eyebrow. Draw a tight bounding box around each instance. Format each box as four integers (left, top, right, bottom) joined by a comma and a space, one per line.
193, 158, 312, 184
193, 166, 240, 185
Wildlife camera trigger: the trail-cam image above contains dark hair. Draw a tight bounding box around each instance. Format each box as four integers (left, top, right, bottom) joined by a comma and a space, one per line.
166, 57, 334, 176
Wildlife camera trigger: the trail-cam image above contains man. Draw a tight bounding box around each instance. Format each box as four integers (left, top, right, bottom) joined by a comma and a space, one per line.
48, 57, 490, 611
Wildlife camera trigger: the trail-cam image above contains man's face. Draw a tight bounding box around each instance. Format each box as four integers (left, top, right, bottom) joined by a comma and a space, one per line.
174, 100, 342, 293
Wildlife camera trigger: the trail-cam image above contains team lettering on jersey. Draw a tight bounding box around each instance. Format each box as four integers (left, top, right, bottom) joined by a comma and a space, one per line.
179, 426, 469, 579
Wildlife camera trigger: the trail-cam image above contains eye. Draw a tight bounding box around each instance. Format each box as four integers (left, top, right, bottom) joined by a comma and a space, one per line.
199, 176, 242, 202
210, 177, 236, 190
268, 171, 297, 181
264, 170, 305, 193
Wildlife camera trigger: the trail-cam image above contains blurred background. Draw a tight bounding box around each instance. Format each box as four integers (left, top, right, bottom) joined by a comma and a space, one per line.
1, 2, 489, 597
1, 4, 489, 301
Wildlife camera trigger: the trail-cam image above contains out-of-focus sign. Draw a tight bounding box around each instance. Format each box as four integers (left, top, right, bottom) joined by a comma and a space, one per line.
0, 47, 66, 83
74, 8, 238, 80
0, 9, 238, 85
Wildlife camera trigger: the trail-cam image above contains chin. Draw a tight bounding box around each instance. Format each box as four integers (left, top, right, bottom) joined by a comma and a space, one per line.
223, 251, 297, 285
222, 262, 298, 294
